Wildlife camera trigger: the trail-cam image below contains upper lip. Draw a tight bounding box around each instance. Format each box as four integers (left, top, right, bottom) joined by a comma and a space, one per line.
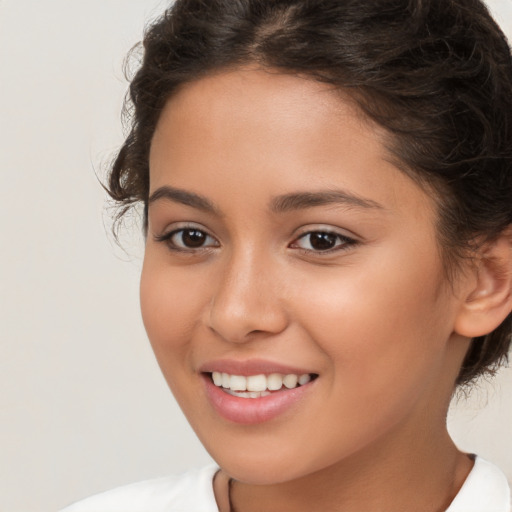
198, 358, 316, 376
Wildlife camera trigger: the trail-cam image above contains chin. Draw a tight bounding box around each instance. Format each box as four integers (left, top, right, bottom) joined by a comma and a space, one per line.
200, 433, 334, 485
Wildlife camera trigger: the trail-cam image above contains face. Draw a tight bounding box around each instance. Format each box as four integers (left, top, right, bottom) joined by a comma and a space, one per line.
141, 68, 468, 484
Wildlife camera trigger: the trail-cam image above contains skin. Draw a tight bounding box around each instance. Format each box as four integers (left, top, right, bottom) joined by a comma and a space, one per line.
141, 68, 477, 511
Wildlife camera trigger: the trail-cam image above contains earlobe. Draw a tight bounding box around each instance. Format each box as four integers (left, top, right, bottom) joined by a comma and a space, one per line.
454, 228, 512, 338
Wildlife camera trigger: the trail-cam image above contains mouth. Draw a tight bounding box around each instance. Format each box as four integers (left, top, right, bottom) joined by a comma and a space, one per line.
199, 360, 319, 423
208, 371, 318, 398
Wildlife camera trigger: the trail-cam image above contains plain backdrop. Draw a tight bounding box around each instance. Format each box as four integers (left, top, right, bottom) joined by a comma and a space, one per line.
1, 1, 511, 510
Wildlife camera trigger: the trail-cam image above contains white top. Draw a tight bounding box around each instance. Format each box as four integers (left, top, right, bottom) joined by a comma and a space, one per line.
61, 457, 511, 512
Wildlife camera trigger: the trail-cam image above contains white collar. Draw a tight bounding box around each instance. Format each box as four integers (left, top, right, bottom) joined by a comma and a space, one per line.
446, 457, 511, 512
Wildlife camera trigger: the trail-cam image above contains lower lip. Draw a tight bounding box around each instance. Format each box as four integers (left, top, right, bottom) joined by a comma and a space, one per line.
202, 374, 315, 424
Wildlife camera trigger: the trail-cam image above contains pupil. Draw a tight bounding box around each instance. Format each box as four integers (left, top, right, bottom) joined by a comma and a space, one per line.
310, 232, 336, 250
182, 229, 205, 247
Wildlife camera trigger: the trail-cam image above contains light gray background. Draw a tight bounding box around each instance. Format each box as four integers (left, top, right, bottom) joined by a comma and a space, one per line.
1, 1, 511, 510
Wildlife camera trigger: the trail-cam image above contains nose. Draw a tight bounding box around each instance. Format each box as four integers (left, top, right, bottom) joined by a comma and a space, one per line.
207, 249, 289, 343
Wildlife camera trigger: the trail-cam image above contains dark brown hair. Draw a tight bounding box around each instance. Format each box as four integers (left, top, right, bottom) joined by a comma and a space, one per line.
108, 0, 512, 386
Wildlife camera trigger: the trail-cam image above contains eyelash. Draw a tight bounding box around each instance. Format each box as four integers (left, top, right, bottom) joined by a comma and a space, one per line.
154, 227, 358, 255
291, 231, 358, 254
154, 226, 219, 253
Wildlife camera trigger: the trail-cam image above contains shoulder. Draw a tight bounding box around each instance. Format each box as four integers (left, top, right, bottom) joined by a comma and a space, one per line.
60, 465, 219, 512
447, 456, 511, 512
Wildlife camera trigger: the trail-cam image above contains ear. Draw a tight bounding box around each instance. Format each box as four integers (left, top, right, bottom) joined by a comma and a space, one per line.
454, 227, 512, 338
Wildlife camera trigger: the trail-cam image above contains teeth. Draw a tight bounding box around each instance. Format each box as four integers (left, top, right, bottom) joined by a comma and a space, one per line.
225, 389, 271, 398
211, 371, 313, 394
212, 372, 223, 386
247, 374, 267, 392
298, 374, 311, 385
283, 374, 298, 389
229, 375, 247, 391
267, 373, 283, 391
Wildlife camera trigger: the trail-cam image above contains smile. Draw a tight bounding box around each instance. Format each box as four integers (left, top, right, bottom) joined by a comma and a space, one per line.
203, 369, 318, 424
211, 372, 314, 398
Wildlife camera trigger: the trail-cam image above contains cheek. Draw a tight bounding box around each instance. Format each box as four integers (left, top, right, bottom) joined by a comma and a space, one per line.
293, 247, 453, 399
139, 255, 209, 363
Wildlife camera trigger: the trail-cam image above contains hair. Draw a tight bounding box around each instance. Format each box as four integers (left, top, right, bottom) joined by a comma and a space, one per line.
108, 0, 512, 387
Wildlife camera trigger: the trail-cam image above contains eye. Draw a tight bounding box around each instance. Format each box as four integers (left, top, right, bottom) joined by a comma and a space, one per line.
155, 227, 219, 251
291, 230, 356, 253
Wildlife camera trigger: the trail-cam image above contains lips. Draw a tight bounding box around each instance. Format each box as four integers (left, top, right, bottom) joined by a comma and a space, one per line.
199, 359, 318, 424
199, 358, 315, 377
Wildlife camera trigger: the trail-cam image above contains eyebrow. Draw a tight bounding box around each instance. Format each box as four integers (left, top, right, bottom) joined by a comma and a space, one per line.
148, 185, 384, 215
148, 186, 220, 214
269, 190, 384, 213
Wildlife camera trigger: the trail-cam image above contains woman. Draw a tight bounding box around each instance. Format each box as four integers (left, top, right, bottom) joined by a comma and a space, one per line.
63, 0, 512, 510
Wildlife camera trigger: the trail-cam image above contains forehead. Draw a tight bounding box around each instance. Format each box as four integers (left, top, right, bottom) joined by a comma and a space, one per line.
149, 67, 432, 219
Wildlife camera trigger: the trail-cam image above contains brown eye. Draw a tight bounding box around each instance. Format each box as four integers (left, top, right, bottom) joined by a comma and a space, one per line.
179, 229, 207, 248
308, 232, 338, 251
156, 227, 219, 251
292, 230, 356, 253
